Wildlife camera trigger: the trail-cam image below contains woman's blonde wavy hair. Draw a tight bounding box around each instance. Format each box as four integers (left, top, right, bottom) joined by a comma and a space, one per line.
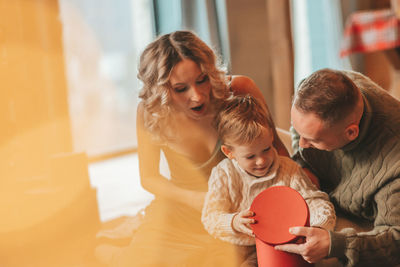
138, 30, 228, 143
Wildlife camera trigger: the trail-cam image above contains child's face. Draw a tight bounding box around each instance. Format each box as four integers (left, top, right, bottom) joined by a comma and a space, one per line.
224, 127, 275, 178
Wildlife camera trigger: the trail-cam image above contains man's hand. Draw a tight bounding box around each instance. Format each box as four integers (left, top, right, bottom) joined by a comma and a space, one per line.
274, 226, 330, 263
232, 210, 256, 237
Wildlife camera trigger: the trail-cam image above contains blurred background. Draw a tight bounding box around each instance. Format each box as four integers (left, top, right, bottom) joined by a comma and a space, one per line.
1, 0, 399, 266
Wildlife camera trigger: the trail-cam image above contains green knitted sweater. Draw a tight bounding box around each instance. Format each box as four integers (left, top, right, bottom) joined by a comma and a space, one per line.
291, 70, 400, 267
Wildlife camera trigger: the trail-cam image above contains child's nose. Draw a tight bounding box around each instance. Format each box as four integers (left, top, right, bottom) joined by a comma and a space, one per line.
256, 156, 266, 165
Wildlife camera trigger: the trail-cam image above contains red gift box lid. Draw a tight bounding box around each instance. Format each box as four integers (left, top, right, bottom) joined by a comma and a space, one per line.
250, 186, 309, 245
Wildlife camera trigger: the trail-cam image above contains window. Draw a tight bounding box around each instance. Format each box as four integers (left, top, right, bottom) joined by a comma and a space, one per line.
291, 0, 351, 87
59, 0, 154, 157
59, 0, 155, 222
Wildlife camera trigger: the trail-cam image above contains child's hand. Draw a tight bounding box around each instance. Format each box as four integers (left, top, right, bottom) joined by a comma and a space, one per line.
232, 210, 256, 237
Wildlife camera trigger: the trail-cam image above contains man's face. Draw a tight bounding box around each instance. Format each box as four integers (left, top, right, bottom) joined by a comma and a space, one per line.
291, 106, 350, 151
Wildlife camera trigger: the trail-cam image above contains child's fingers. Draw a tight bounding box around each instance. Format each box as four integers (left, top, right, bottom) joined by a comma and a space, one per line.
237, 218, 256, 236
243, 210, 255, 217
233, 210, 256, 235
243, 217, 256, 224
238, 224, 254, 236
238, 210, 255, 218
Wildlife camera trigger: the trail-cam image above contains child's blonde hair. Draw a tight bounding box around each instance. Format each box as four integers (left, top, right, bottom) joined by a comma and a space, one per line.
216, 94, 273, 147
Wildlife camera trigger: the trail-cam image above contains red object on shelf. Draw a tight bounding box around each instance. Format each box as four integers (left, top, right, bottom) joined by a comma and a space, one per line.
340, 9, 400, 57
250, 186, 313, 267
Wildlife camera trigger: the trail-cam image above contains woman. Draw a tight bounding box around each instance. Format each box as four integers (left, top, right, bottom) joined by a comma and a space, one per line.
111, 30, 288, 267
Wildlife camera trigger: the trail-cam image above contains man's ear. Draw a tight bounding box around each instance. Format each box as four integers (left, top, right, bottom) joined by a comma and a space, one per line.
221, 145, 234, 159
345, 124, 359, 141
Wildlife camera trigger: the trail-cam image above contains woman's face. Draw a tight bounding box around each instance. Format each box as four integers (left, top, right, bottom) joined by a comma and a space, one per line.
169, 59, 212, 120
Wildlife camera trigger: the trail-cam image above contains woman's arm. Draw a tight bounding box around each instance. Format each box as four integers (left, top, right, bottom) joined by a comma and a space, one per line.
136, 103, 206, 211
230, 75, 290, 157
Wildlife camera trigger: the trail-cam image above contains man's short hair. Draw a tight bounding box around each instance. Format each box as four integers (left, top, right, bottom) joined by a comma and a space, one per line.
293, 68, 360, 126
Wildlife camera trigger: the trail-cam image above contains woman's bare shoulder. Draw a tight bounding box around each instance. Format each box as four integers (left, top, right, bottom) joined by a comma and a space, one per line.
230, 75, 256, 90
230, 75, 265, 104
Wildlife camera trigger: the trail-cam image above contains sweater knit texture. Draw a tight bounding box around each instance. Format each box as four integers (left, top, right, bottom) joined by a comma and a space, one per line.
291, 70, 400, 267
202, 148, 336, 246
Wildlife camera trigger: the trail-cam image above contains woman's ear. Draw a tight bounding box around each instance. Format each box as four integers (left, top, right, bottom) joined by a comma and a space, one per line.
221, 145, 234, 159
345, 123, 359, 142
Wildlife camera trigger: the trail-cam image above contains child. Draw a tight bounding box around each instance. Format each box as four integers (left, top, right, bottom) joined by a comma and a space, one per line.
201, 94, 336, 266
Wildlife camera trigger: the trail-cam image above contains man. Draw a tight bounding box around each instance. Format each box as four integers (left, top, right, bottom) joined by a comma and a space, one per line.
275, 68, 400, 267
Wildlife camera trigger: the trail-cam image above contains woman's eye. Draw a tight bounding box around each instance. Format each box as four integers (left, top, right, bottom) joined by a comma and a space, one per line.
174, 87, 187, 93
196, 75, 208, 84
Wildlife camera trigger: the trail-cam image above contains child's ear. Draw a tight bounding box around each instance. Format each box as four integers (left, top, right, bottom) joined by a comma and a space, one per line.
221, 145, 234, 159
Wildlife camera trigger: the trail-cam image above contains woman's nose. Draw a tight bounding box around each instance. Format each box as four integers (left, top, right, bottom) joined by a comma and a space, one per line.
190, 86, 203, 102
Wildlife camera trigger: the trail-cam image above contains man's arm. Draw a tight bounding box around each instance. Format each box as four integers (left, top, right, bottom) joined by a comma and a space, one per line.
329, 179, 400, 266
276, 179, 400, 266
274, 226, 330, 263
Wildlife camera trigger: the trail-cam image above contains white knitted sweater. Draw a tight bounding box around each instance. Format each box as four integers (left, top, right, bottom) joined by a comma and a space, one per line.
201, 149, 336, 246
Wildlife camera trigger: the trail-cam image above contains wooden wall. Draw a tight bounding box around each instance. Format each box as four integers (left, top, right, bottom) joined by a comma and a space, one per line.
224, 0, 294, 130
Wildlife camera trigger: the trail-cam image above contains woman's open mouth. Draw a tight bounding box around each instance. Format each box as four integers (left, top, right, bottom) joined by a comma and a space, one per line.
191, 104, 205, 113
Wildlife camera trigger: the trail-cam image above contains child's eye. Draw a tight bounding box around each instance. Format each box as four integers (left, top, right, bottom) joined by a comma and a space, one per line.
246, 155, 255, 159
263, 147, 271, 153
196, 75, 208, 84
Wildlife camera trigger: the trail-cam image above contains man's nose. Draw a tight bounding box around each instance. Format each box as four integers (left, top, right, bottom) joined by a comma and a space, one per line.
299, 137, 310, 148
